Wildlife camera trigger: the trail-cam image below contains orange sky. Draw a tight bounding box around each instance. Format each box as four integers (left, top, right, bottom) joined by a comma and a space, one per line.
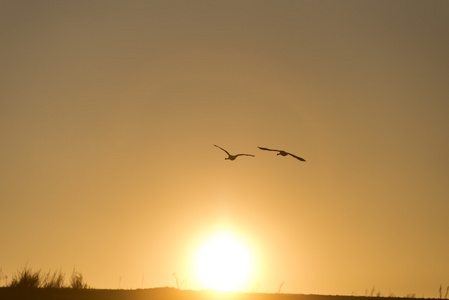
1, 0, 449, 297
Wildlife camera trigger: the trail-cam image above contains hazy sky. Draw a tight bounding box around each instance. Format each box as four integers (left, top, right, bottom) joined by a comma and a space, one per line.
1, 0, 449, 296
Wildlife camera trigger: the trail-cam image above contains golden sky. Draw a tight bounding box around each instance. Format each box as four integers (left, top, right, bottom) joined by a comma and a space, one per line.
1, 0, 449, 296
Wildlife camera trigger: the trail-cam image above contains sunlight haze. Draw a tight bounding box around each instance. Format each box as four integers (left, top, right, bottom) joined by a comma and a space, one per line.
194, 230, 253, 291
1, 0, 449, 297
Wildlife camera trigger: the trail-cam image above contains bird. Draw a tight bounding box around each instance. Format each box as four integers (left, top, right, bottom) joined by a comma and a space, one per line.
214, 145, 255, 160
258, 146, 306, 161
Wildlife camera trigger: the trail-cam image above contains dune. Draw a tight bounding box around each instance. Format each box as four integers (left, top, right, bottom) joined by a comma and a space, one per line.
0, 287, 434, 300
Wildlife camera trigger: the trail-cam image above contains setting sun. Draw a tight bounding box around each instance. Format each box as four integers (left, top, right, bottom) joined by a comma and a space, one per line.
194, 231, 253, 292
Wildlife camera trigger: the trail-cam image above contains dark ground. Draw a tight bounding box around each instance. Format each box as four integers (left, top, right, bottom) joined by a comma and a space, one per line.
0, 287, 437, 300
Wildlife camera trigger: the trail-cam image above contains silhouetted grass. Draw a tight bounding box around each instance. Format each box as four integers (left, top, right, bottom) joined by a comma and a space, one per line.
70, 269, 89, 289
277, 281, 285, 294
42, 269, 65, 288
5, 266, 88, 289
439, 284, 449, 299
172, 272, 189, 290
1, 265, 442, 298
0, 268, 7, 287
9, 266, 41, 288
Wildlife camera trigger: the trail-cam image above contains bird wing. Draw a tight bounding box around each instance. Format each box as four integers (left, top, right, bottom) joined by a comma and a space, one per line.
288, 152, 306, 161
235, 154, 255, 157
214, 144, 230, 156
258, 146, 281, 152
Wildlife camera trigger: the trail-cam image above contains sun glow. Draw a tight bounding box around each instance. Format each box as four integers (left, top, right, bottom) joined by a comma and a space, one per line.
194, 231, 253, 292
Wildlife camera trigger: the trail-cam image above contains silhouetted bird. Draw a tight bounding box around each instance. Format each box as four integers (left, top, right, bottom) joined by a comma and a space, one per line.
214, 145, 255, 161
258, 146, 306, 161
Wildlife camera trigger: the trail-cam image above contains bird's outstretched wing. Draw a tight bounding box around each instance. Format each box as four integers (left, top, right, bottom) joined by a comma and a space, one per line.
287, 153, 306, 162
258, 146, 281, 152
236, 154, 255, 157
214, 144, 230, 156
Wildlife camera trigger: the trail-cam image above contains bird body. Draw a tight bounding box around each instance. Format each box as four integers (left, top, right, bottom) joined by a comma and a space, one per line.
214, 145, 255, 160
258, 146, 306, 161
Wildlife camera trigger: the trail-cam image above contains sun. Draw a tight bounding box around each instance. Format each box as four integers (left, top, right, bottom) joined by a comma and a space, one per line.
194, 231, 253, 292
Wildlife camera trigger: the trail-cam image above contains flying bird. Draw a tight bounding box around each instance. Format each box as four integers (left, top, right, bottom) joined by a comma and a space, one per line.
214, 145, 255, 160
258, 146, 306, 161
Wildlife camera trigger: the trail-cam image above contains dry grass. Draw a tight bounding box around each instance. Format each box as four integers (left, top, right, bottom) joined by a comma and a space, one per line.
5, 266, 88, 289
